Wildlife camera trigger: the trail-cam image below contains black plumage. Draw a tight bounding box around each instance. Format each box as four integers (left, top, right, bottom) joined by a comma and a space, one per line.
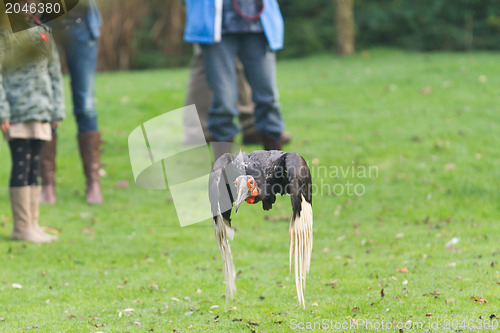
209, 150, 314, 307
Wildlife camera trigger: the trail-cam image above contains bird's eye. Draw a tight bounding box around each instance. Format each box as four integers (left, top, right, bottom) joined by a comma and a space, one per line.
248, 178, 255, 188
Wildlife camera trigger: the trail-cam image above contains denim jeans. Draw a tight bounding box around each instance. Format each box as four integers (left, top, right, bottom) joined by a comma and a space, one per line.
61, 20, 99, 133
201, 33, 284, 142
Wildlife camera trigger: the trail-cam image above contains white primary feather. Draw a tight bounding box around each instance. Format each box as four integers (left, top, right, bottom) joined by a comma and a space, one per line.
289, 194, 313, 308
213, 210, 236, 304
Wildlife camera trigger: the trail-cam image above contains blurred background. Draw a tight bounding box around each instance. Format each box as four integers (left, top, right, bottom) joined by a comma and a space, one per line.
95, 0, 500, 71
0, 1, 499, 330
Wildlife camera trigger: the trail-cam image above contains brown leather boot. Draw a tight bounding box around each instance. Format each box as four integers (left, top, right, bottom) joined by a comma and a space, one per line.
78, 131, 103, 204
262, 133, 282, 151
10, 187, 51, 243
40, 133, 57, 204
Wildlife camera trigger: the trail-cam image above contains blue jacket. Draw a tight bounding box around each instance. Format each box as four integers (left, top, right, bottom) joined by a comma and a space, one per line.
184, 0, 284, 51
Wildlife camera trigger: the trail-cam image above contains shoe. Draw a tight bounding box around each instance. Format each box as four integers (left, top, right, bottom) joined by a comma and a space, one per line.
10, 187, 51, 243
242, 132, 262, 145
78, 131, 103, 204
30, 186, 58, 242
243, 132, 291, 146
280, 132, 291, 145
261, 133, 282, 151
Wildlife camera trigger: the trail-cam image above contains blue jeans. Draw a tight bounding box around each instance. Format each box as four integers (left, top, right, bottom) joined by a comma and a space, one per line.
62, 20, 99, 133
201, 33, 284, 142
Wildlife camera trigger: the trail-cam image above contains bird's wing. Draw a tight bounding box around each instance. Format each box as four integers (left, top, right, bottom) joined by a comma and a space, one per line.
285, 152, 313, 308
209, 152, 246, 226
209, 153, 235, 223
284, 152, 312, 218
208, 152, 243, 303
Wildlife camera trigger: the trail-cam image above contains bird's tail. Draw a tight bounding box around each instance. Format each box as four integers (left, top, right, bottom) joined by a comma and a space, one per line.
289, 194, 313, 308
213, 212, 237, 305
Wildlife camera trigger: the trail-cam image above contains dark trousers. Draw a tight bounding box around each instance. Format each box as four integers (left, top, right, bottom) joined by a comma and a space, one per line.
184, 50, 258, 144
201, 33, 284, 142
8, 139, 45, 187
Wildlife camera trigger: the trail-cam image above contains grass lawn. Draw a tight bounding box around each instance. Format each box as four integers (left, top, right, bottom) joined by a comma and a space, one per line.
1, 49, 499, 332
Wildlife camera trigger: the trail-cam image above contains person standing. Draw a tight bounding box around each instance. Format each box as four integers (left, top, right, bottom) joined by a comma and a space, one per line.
40, 0, 103, 204
0, 6, 64, 243
184, 0, 285, 157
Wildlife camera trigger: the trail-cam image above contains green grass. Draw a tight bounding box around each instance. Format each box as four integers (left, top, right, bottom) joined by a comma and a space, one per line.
1, 49, 500, 332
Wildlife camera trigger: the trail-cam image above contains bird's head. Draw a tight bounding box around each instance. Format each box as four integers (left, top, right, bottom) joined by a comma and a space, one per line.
235, 175, 259, 212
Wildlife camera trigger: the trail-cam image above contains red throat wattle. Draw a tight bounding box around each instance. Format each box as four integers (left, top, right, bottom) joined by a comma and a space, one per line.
236, 177, 258, 204
246, 177, 258, 204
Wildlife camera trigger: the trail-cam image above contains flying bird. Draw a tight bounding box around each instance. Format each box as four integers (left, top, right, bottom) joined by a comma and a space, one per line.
209, 150, 313, 307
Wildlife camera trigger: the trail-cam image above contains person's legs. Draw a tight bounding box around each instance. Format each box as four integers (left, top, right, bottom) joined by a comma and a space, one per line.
65, 22, 103, 204
29, 140, 58, 241
236, 57, 291, 146
201, 35, 240, 143
65, 23, 99, 133
184, 50, 263, 145
9, 139, 31, 188
27, 139, 43, 186
8, 139, 51, 243
237, 34, 284, 149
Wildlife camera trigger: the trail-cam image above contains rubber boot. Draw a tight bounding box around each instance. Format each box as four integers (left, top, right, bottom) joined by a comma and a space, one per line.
78, 131, 103, 204
30, 186, 58, 242
10, 187, 51, 243
40, 132, 57, 204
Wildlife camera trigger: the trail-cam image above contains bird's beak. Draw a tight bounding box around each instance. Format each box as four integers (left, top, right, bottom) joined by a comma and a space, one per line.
235, 180, 250, 213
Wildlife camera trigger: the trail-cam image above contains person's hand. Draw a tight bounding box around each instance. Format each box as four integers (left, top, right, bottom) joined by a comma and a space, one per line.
1, 120, 10, 135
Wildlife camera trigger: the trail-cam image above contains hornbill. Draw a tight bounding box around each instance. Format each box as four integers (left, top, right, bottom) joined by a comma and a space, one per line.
209, 150, 313, 307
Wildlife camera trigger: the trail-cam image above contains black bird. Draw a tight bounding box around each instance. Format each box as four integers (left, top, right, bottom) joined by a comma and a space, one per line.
209, 150, 313, 307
